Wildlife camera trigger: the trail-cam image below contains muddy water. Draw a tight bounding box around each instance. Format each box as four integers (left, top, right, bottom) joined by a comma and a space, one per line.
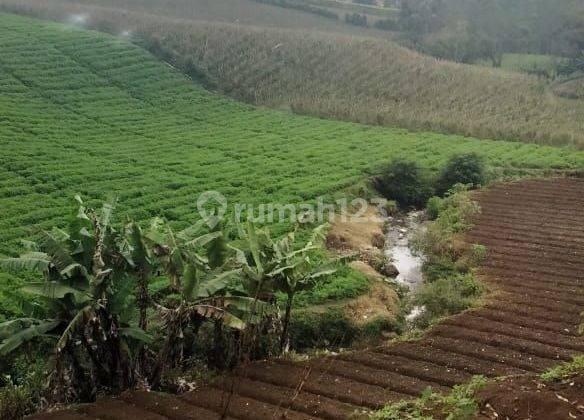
384, 211, 425, 322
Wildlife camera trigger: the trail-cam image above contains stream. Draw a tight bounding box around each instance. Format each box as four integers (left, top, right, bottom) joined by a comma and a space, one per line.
384, 210, 426, 322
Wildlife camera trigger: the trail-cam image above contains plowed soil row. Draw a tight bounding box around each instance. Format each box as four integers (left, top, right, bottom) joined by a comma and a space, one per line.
31, 178, 584, 419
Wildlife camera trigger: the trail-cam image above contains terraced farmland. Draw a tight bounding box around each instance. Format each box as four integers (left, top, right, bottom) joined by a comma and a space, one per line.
1, 13, 584, 259
32, 178, 584, 419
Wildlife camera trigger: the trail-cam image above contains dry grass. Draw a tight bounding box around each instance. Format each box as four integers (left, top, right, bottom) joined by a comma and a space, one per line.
2, 0, 584, 148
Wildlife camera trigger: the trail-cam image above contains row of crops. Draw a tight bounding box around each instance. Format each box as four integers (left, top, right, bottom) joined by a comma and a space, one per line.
0, 13, 584, 255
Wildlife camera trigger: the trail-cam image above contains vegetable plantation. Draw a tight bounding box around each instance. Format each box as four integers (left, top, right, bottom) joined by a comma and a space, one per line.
1, 12, 584, 262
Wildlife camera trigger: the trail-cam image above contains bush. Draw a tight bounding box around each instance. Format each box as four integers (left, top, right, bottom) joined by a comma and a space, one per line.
0, 379, 34, 420
288, 308, 358, 350
288, 307, 398, 351
374, 159, 433, 208
413, 274, 484, 328
345, 13, 368, 27
436, 153, 486, 195
425, 196, 443, 220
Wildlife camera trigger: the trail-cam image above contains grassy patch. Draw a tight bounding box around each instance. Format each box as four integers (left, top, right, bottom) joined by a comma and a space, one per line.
279, 266, 371, 308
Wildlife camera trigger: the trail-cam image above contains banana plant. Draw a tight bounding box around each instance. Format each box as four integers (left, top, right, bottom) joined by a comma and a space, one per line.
148, 221, 250, 387
143, 217, 224, 291
231, 222, 337, 352
266, 224, 337, 351
0, 197, 150, 401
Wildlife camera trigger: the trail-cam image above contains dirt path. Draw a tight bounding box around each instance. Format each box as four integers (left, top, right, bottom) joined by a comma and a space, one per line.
30, 178, 584, 419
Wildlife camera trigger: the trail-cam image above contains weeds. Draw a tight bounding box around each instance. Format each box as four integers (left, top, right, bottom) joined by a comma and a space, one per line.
370, 375, 487, 420
540, 356, 584, 382
409, 185, 485, 327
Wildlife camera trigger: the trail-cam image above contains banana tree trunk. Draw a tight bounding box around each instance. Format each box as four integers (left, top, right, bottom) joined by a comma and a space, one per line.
280, 293, 294, 352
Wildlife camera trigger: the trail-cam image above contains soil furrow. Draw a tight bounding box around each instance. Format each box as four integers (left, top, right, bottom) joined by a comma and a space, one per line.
483, 274, 584, 296
492, 290, 584, 315
478, 267, 584, 288
442, 315, 584, 352
490, 282, 584, 306
470, 308, 580, 336
337, 352, 471, 387
486, 245, 584, 266
121, 391, 230, 420
80, 399, 170, 420
482, 260, 584, 283
430, 324, 574, 362
466, 233, 584, 258
181, 387, 316, 420
236, 361, 410, 409
483, 301, 579, 324
424, 336, 555, 372
276, 358, 449, 397
375, 344, 527, 377
211, 376, 353, 420
475, 217, 584, 239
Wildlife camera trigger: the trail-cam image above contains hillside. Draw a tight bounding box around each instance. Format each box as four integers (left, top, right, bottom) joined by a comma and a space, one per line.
3, 0, 584, 149
0, 13, 583, 257
3, 0, 391, 38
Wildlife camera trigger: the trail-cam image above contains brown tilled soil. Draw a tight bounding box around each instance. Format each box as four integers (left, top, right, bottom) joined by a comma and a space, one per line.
28, 178, 584, 420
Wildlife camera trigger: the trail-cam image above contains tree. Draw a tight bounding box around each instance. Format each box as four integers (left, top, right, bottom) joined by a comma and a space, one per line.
374, 159, 433, 208
436, 153, 486, 195
267, 225, 336, 351
0, 197, 150, 402
148, 220, 253, 386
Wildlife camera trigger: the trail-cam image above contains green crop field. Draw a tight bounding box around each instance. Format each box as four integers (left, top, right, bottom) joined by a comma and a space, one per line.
0, 13, 583, 257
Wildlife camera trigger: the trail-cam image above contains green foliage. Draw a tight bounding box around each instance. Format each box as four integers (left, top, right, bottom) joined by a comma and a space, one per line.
412, 274, 484, 328
288, 308, 358, 350
540, 356, 584, 382
374, 159, 434, 208
372, 375, 487, 420
425, 196, 443, 220
284, 266, 370, 308
411, 186, 485, 326
0, 13, 581, 261
436, 153, 486, 195
0, 378, 34, 420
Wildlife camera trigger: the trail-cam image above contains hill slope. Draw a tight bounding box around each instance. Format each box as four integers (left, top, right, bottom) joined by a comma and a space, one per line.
2, 0, 584, 148
0, 0, 391, 38
0, 13, 583, 256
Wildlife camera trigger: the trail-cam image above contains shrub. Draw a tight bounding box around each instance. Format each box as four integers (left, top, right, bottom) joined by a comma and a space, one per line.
413, 274, 484, 328
374, 159, 433, 208
345, 13, 368, 27
288, 308, 358, 350
0, 379, 34, 420
425, 196, 443, 220
436, 153, 486, 195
